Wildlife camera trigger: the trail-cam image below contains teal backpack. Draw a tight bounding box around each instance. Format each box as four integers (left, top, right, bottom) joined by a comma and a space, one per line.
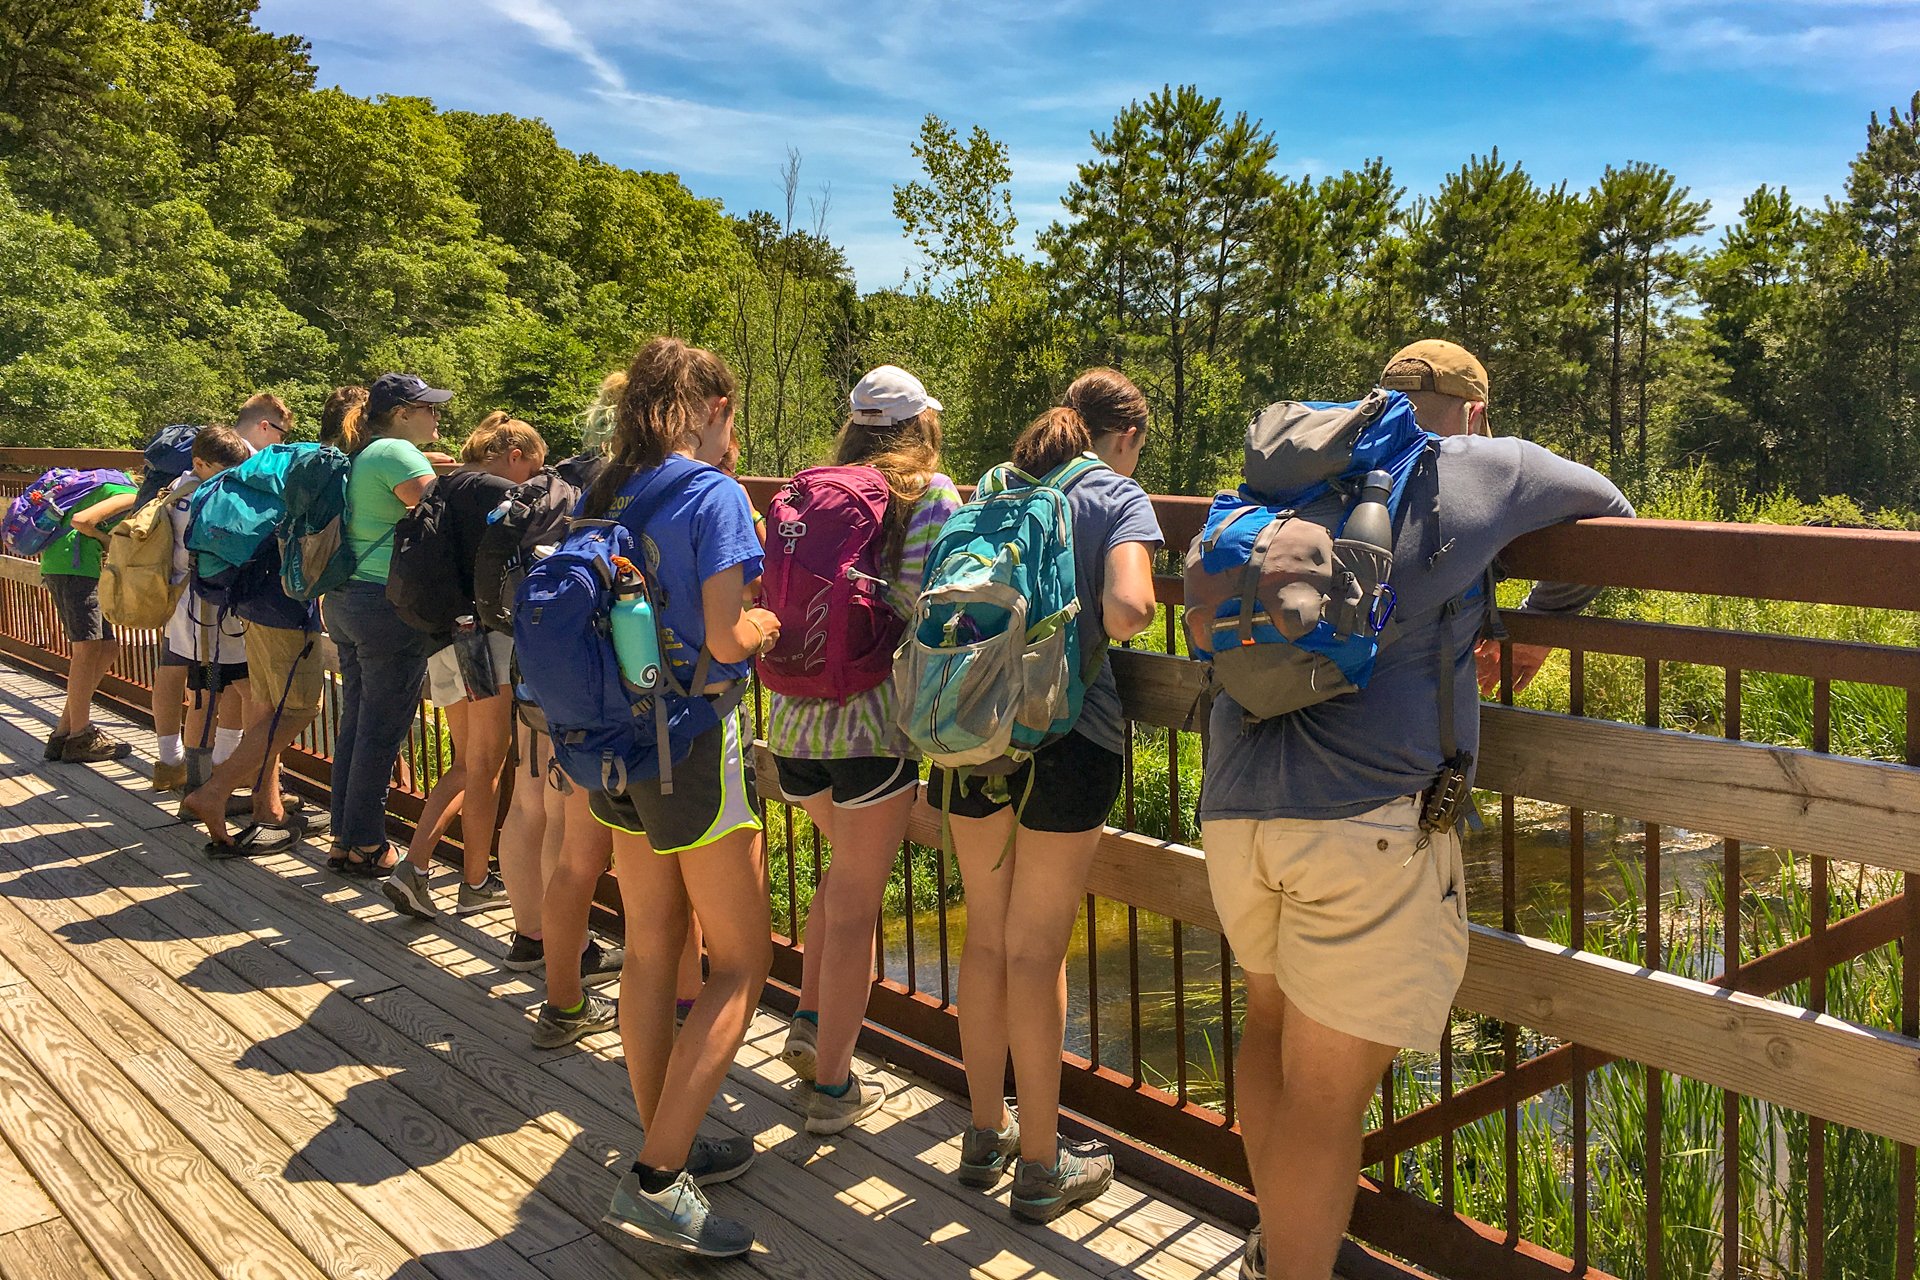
894, 453, 1107, 772
185, 443, 360, 603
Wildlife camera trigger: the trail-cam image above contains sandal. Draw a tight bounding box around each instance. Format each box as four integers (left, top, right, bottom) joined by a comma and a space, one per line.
326, 841, 352, 873
341, 842, 400, 878
208, 822, 296, 861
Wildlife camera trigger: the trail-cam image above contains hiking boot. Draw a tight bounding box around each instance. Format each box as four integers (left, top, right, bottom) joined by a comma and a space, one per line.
581, 934, 624, 985
805, 1071, 885, 1136
602, 1168, 752, 1257
532, 993, 616, 1049
151, 760, 188, 793
1241, 1224, 1265, 1280
1009, 1138, 1114, 1223
382, 860, 438, 921
956, 1103, 1020, 1188
684, 1133, 754, 1187
779, 1016, 817, 1083
43, 730, 69, 762
504, 933, 545, 972
61, 726, 131, 764
454, 870, 508, 915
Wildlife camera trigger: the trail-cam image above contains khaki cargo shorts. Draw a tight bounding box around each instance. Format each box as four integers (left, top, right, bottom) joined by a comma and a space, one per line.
244, 623, 326, 720
1204, 796, 1469, 1053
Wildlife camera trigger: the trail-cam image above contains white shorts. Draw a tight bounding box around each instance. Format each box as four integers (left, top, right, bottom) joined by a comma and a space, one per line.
425, 632, 515, 708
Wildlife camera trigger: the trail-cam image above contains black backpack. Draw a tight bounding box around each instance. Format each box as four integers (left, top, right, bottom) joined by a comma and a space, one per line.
386, 477, 468, 634
473, 466, 583, 635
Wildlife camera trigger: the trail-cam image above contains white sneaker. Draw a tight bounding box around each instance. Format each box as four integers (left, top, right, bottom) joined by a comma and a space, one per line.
602, 1168, 753, 1257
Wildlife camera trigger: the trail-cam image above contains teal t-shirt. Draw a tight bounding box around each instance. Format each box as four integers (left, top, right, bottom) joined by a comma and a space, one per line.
346, 437, 434, 584
38, 482, 136, 579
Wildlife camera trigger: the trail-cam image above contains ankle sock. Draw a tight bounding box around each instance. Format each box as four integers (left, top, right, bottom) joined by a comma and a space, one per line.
815, 1078, 852, 1099
158, 734, 184, 766
794, 1009, 819, 1026
632, 1161, 681, 1194
554, 998, 585, 1016
213, 727, 243, 764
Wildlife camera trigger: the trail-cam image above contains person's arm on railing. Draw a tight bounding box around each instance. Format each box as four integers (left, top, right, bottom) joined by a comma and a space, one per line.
1475, 445, 1637, 695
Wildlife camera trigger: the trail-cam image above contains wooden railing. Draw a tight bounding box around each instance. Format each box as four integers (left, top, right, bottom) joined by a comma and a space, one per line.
4, 448, 1917, 1280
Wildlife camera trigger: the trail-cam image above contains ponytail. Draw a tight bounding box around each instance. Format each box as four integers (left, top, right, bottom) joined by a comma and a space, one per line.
1010, 407, 1094, 476
1011, 367, 1149, 476
583, 337, 736, 518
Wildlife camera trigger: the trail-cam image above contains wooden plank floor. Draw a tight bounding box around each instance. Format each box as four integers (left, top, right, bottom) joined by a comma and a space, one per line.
0, 662, 1257, 1280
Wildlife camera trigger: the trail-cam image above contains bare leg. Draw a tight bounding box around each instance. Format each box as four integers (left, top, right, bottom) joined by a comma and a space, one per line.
61, 638, 118, 734
812, 788, 914, 1088
405, 700, 468, 871
183, 705, 317, 841
676, 916, 705, 1004
1240, 976, 1400, 1280
949, 807, 1019, 1132
454, 687, 513, 885
793, 797, 834, 1015
616, 825, 771, 1168
1000, 826, 1103, 1166
498, 727, 549, 938
543, 786, 616, 1013
153, 665, 186, 742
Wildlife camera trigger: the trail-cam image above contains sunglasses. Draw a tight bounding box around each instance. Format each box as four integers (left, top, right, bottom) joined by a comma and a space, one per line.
262, 420, 289, 438
407, 402, 444, 417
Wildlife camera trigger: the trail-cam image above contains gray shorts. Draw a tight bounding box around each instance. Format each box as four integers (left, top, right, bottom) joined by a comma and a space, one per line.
44, 574, 113, 644
588, 716, 760, 854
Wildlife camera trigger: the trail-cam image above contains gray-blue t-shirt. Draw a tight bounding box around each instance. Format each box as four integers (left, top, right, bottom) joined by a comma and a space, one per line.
1198, 435, 1633, 823
1064, 464, 1165, 756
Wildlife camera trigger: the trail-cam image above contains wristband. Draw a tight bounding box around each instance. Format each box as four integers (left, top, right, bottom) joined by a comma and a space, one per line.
746, 614, 770, 656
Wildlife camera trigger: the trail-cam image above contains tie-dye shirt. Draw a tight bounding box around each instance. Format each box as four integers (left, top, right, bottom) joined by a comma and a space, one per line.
766, 474, 961, 761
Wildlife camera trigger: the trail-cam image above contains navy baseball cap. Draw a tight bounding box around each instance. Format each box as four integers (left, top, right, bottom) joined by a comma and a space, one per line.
367, 373, 452, 418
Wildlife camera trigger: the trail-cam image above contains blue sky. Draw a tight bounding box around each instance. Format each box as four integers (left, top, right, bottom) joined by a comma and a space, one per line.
256, 0, 1920, 290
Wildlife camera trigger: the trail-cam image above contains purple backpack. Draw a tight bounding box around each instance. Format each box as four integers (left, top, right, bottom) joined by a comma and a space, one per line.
3, 468, 133, 559
759, 465, 904, 701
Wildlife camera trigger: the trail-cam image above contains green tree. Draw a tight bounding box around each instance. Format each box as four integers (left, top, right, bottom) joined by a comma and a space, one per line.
892, 114, 1016, 310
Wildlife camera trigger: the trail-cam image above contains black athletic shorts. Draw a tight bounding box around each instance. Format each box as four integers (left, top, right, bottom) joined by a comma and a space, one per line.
926, 731, 1123, 835
773, 754, 919, 809
588, 717, 760, 855
187, 660, 249, 694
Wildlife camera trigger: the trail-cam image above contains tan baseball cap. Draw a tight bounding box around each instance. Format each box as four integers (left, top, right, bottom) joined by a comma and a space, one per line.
1379, 340, 1489, 404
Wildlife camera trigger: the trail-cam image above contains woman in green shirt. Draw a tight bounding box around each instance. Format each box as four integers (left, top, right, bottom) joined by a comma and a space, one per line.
323, 373, 446, 876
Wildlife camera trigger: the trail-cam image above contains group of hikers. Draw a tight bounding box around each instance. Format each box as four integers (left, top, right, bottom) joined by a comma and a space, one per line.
9, 334, 1630, 1279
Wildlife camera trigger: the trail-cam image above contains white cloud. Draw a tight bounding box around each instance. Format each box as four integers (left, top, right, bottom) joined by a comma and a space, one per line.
486, 0, 627, 92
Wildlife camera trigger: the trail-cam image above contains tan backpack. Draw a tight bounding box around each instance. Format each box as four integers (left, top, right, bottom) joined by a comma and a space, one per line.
99, 486, 185, 630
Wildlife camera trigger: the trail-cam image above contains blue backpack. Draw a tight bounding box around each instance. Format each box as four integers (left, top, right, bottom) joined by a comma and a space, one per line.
132, 424, 199, 511
513, 457, 735, 795
894, 452, 1106, 770
1181, 390, 1437, 720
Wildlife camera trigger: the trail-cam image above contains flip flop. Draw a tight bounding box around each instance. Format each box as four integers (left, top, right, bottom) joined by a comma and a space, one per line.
207, 822, 296, 860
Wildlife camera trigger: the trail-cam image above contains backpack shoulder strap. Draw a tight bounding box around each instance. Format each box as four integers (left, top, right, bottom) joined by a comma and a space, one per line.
1046, 451, 1109, 492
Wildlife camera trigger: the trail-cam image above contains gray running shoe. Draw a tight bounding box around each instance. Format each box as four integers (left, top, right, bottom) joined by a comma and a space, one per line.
685, 1133, 754, 1186
602, 1168, 753, 1257
580, 934, 624, 985
531, 993, 616, 1049
1241, 1224, 1265, 1280
1009, 1138, 1114, 1223
382, 860, 438, 920
956, 1103, 1020, 1188
805, 1071, 885, 1137
454, 870, 509, 915
779, 1016, 817, 1083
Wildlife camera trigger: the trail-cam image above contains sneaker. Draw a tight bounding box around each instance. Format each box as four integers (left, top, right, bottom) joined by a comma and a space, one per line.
602, 1168, 752, 1257
532, 993, 616, 1049
151, 760, 188, 793
581, 935, 624, 985
504, 933, 546, 972
1009, 1138, 1114, 1223
779, 1016, 817, 1083
805, 1071, 885, 1137
684, 1133, 754, 1186
382, 860, 438, 921
1241, 1224, 1265, 1280
61, 726, 131, 764
454, 870, 509, 915
956, 1103, 1020, 1189
43, 730, 69, 762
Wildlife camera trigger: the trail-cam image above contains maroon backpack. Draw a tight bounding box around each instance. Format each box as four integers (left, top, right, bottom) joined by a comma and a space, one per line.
759, 465, 904, 701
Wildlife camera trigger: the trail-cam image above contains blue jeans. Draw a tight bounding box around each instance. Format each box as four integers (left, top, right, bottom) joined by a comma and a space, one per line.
324, 581, 432, 849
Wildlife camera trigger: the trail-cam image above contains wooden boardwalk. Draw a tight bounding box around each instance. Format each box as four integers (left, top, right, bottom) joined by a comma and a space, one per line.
0, 663, 1254, 1280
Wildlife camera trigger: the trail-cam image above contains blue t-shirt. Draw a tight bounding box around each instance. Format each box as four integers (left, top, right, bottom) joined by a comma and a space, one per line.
602, 457, 764, 688
1060, 464, 1165, 756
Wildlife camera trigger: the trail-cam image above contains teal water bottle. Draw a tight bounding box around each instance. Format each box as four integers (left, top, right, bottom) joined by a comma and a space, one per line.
608, 555, 662, 692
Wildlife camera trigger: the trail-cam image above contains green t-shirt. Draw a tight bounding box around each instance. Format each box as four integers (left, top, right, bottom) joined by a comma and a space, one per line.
346, 437, 434, 584
38, 482, 136, 579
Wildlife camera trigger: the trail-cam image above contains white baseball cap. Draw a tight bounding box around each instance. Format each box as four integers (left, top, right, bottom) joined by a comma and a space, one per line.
849, 365, 942, 426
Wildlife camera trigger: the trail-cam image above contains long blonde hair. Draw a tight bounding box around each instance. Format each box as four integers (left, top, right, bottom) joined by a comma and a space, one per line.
833, 407, 943, 575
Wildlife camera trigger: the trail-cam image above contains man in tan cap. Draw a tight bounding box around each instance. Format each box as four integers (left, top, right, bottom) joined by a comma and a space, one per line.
1379, 338, 1491, 438
1198, 336, 1633, 1280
